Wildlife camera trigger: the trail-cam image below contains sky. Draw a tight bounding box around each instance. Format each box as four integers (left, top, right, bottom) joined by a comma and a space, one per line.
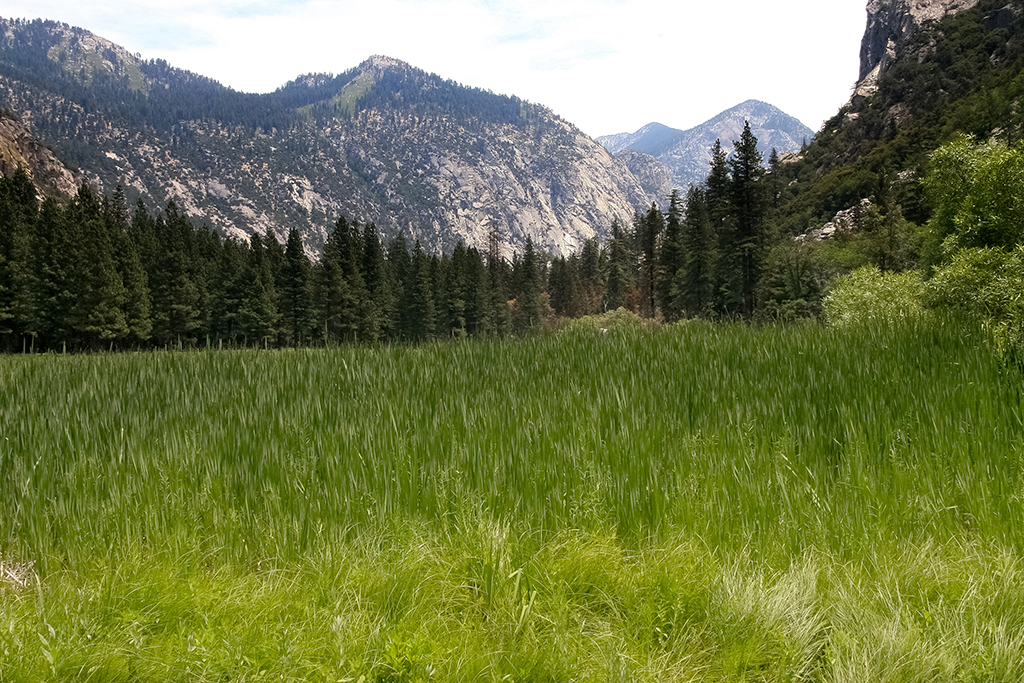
4, 0, 869, 138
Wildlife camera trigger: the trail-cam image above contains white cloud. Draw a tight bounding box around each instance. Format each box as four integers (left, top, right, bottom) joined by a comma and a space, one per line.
2, 0, 867, 136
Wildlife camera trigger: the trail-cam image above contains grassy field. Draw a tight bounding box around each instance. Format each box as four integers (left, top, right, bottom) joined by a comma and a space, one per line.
1, 320, 1023, 681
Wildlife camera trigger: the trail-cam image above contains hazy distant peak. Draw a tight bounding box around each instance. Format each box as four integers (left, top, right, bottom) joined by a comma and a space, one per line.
361, 55, 413, 72
597, 100, 813, 188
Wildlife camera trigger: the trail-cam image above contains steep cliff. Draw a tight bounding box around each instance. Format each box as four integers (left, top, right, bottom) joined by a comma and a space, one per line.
0, 113, 79, 196
612, 150, 675, 204
854, 0, 981, 100
0, 19, 652, 256
775, 0, 1024, 235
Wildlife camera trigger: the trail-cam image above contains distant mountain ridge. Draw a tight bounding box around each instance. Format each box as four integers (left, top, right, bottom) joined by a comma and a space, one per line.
598, 101, 813, 188
0, 18, 654, 256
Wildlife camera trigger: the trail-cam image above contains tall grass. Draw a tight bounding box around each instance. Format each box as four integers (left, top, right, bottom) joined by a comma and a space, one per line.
1, 319, 1022, 680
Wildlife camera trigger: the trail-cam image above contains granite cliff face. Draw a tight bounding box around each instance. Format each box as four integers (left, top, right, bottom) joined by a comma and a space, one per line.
0, 20, 652, 256
854, 0, 981, 99
610, 150, 675, 205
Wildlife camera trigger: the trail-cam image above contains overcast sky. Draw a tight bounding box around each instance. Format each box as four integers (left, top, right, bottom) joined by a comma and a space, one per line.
4, 0, 868, 138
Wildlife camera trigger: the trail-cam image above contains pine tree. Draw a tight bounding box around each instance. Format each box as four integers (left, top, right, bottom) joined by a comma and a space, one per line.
657, 190, 686, 321
443, 242, 469, 337
399, 240, 436, 341
33, 197, 78, 347
104, 186, 152, 344
463, 246, 491, 336
639, 203, 664, 318
68, 184, 129, 348
513, 237, 542, 332
729, 121, 767, 317
316, 217, 367, 343
238, 232, 280, 346
361, 223, 395, 342
548, 256, 579, 318
768, 148, 783, 211
680, 185, 718, 317
386, 233, 412, 338
486, 235, 511, 336
0, 168, 37, 348
150, 202, 204, 345
705, 139, 736, 314
576, 237, 604, 315
604, 218, 633, 312
209, 237, 248, 344
279, 227, 313, 346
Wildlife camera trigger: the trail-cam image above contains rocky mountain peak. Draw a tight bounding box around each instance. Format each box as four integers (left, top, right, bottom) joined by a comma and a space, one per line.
598, 100, 812, 190
363, 55, 410, 72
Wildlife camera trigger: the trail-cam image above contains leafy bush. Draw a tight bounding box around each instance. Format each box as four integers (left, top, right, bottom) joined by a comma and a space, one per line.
558, 306, 653, 334
924, 135, 1024, 256
822, 265, 927, 328
924, 245, 1024, 354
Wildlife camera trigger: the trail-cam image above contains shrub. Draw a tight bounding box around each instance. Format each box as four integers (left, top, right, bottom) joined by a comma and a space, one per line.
558, 307, 653, 334
822, 266, 927, 328
924, 135, 1024, 257
924, 245, 1024, 355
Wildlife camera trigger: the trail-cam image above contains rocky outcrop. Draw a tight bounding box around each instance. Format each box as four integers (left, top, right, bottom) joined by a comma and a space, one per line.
796, 199, 873, 242
0, 114, 79, 196
854, 0, 981, 100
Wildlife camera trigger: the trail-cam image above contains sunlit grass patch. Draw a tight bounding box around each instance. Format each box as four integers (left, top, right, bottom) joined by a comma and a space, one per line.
1, 320, 1022, 679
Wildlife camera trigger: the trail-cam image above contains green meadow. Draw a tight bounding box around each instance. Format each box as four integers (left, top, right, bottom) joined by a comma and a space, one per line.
2, 321, 1023, 682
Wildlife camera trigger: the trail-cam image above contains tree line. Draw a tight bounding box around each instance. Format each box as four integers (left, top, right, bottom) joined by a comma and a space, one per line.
0, 121, 809, 352
0, 165, 557, 351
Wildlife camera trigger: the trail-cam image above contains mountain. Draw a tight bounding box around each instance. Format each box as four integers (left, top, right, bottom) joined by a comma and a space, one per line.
0, 19, 653, 256
772, 0, 1024, 236
597, 101, 814, 189
610, 149, 675, 204
598, 123, 685, 158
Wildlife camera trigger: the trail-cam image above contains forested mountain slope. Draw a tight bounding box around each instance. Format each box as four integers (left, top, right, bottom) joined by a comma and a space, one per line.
0, 19, 651, 256
773, 0, 1024, 236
